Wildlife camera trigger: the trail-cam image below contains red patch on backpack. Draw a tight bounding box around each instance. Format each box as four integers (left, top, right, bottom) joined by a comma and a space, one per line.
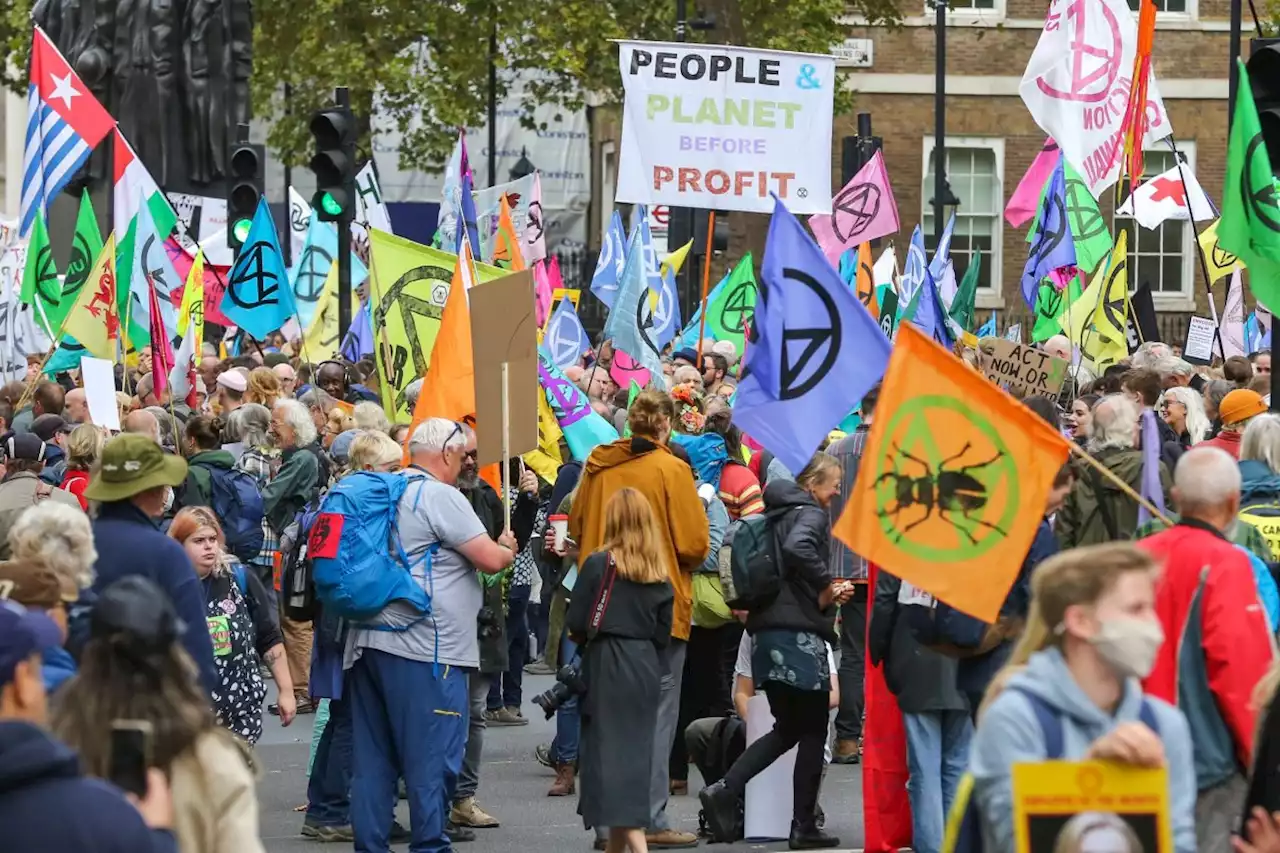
308, 513, 345, 559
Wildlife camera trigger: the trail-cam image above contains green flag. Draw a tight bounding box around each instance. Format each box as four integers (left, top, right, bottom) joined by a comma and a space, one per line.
1031, 275, 1084, 342
1220, 58, 1280, 313
20, 215, 60, 337
948, 253, 980, 333
49, 190, 105, 333
116, 192, 180, 350
705, 254, 756, 351
622, 380, 643, 438
1027, 160, 1111, 276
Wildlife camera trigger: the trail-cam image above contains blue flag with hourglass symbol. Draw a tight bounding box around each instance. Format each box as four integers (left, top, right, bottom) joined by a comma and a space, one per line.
220, 198, 297, 340
590, 211, 628, 309
1020, 158, 1077, 309
604, 237, 665, 386
732, 197, 891, 476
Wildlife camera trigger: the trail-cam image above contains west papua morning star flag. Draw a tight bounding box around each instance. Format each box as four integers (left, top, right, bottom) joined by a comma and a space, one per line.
733, 197, 890, 476
1019, 0, 1171, 196
1116, 162, 1216, 229
21, 27, 115, 238
808, 150, 900, 265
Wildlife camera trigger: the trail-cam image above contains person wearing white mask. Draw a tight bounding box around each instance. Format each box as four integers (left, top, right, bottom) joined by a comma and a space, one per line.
969, 543, 1196, 853
1137, 446, 1276, 852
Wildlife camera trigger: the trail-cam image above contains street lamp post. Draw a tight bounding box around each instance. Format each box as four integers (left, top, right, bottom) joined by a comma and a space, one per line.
933, 0, 949, 244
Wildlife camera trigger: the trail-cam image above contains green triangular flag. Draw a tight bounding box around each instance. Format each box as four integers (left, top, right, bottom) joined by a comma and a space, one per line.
20, 215, 59, 335
1220, 58, 1280, 313
622, 380, 643, 438
948, 253, 980, 334
1031, 275, 1084, 343
116, 191, 179, 350
1026, 160, 1111, 276
705, 254, 756, 351
49, 190, 104, 333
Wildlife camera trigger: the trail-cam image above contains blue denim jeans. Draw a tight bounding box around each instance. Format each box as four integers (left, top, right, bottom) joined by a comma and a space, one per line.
306, 695, 352, 826
550, 635, 579, 765
487, 583, 530, 710
903, 710, 973, 853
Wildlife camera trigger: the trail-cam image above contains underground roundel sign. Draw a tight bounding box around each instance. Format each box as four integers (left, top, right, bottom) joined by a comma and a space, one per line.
871, 395, 1019, 561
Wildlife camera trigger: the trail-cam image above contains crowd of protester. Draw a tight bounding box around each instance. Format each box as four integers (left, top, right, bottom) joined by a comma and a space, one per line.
0, 332, 1279, 853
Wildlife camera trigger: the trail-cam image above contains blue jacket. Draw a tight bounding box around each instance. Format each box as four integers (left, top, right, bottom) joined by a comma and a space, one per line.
0, 721, 177, 853
91, 501, 218, 696
43, 645, 76, 693
970, 647, 1196, 853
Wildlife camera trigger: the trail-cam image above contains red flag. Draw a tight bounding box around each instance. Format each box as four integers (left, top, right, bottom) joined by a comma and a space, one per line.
147, 279, 175, 400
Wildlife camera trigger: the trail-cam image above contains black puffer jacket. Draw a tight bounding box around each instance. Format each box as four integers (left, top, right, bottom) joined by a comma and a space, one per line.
746, 479, 837, 642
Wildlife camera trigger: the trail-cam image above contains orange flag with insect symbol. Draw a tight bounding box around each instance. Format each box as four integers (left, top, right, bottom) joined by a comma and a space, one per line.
855, 241, 878, 316
834, 323, 1071, 621
490, 195, 527, 271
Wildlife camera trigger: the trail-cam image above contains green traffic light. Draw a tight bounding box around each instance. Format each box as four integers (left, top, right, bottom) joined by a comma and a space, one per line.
232, 218, 252, 244
319, 192, 344, 217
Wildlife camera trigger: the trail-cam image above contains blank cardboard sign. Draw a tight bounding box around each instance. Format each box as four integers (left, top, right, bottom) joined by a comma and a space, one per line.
469, 270, 539, 466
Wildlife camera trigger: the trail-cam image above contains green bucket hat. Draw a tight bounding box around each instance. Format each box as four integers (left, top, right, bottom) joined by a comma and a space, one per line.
82, 433, 188, 503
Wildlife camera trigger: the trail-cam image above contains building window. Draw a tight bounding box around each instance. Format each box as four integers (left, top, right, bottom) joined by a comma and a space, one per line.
1126, 0, 1189, 13
930, 0, 997, 9
1113, 144, 1195, 306
922, 138, 1004, 297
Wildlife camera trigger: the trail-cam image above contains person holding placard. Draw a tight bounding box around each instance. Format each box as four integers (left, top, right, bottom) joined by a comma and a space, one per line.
968, 543, 1196, 853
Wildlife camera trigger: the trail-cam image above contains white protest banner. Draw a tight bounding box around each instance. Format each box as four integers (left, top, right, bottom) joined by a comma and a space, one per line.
616, 41, 835, 214
1019, 0, 1171, 196
81, 357, 122, 431
980, 339, 1070, 397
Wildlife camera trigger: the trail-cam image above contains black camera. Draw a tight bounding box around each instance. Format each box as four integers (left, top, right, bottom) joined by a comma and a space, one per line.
477, 606, 502, 640
531, 663, 587, 719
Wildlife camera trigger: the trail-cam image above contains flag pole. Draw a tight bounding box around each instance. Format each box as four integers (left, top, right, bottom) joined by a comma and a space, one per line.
15, 341, 60, 412
1068, 442, 1173, 526
1166, 141, 1226, 361
501, 362, 511, 531
695, 211, 716, 369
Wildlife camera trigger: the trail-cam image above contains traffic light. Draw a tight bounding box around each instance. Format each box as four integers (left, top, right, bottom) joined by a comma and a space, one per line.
226, 141, 264, 251
1250, 40, 1280, 171
309, 104, 358, 222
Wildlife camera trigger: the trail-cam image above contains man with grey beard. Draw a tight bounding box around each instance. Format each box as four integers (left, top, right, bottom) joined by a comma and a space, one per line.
450, 423, 540, 832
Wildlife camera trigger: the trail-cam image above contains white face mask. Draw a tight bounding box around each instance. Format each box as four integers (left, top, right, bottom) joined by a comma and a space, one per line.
1088, 616, 1164, 680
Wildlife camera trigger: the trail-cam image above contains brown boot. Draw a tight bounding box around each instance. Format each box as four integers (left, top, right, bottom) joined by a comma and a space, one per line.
548, 762, 576, 797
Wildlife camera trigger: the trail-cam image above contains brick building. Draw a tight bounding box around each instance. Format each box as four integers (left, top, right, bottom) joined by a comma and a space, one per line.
587, 0, 1233, 340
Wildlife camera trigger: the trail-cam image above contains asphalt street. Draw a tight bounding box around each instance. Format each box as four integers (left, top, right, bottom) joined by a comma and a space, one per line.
257, 674, 868, 853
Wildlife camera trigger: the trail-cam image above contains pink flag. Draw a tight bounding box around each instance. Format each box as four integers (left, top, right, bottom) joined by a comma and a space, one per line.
808, 150, 899, 266
166, 237, 234, 327
610, 349, 651, 391
146, 280, 175, 399
533, 261, 554, 328
1005, 138, 1059, 228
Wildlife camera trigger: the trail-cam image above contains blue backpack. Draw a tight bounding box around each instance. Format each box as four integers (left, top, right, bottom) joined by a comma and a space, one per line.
195, 464, 266, 564
943, 687, 1161, 853
309, 471, 436, 624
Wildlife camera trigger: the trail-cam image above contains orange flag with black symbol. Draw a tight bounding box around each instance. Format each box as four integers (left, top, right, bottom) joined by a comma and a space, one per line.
834, 324, 1072, 621
491, 195, 527, 271
855, 241, 878, 316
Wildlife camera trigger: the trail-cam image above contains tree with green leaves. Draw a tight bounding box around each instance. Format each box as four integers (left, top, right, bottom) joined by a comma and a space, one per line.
4, 0, 899, 173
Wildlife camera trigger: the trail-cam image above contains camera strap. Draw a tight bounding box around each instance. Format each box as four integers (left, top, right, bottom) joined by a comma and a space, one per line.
587, 554, 619, 641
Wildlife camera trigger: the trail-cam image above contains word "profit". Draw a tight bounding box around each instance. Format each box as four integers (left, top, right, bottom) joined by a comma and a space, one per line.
653, 167, 795, 197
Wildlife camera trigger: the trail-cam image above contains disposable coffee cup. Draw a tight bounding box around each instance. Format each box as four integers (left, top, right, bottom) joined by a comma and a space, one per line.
550, 515, 569, 550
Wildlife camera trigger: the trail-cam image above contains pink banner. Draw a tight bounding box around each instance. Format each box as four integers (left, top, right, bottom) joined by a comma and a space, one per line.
533, 260, 553, 328
1004, 138, 1059, 228
808, 150, 899, 265
609, 349, 651, 391
165, 238, 233, 327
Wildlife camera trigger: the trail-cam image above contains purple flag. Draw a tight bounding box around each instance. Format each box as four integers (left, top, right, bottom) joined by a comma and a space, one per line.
1137, 409, 1167, 528
733, 197, 892, 475
1020, 158, 1077, 308
340, 302, 374, 361
808, 150, 899, 265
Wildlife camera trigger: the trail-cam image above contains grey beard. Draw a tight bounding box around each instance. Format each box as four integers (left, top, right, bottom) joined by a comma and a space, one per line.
457, 471, 480, 489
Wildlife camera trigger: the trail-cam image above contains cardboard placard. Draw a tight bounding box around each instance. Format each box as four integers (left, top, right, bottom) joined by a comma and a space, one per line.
980, 340, 1069, 397
81, 357, 121, 431
469, 270, 540, 466
1183, 315, 1217, 365
1012, 761, 1172, 853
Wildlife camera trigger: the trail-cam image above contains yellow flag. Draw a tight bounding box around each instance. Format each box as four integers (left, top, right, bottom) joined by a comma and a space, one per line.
63, 234, 119, 360
660, 240, 694, 278
178, 249, 206, 349
1200, 218, 1245, 284
1063, 232, 1129, 369
522, 392, 564, 484
301, 264, 358, 361
367, 229, 506, 420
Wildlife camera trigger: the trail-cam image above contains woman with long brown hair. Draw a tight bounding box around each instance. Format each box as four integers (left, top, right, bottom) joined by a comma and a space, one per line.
567, 488, 674, 853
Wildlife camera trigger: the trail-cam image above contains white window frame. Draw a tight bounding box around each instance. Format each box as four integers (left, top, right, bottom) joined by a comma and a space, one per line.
598, 140, 616, 244
1113, 140, 1197, 312
922, 0, 1006, 24
1125, 0, 1196, 21
920, 136, 1005, 309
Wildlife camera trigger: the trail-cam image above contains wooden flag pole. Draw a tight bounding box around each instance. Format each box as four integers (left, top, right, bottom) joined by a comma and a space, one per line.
15, 341, 60, 413
501, 362, 511, 531
695, 210, 716, 369
1067, 441, 1174, 527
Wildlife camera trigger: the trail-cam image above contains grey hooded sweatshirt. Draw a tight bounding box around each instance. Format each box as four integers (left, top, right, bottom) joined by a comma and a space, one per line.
969, 647, 1197, 853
